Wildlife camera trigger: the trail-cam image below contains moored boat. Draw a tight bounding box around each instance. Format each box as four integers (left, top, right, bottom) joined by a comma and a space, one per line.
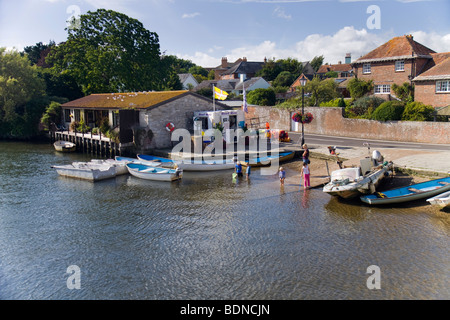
126, 163, 182, 182
115, 156, 162, 167
360, 177, 450, 205
52, 162, 117, 181
323, 154, 393, 199
426, 190, 450, 208
54, 140, 76, 153
241, 151, 295, 167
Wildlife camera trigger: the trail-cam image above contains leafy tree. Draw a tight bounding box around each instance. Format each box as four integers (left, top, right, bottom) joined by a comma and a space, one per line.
195, 87, 213, 99
371, 101, 405, 121
23, 41, 56, 67
277, 58, 304, 79
256, 59, 282, 82
347, 78, 374, 99
0, 48, 47, 138
310, 55, 324, 72
402, 102, 434, 121
303, 77, 339, 106
189, 66, 208, 78
247, 88, 276, 106
392, 82, 414, 102
272, 71, 295, 88
38, 69, 83, 101
40, 101, 62, 130
47, 9, 164, 94
325, 71, 338, 78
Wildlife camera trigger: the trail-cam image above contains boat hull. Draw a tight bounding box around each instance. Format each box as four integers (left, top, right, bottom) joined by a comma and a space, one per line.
361, 177, 450, 205
54, 141, 76, 153
126, 163, 182, 182
242, 151, 295, 167
53, 165, 117, 181
177, 161, 235, 171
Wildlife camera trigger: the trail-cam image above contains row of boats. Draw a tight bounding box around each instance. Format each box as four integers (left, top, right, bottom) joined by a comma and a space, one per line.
322, 150, 450, 209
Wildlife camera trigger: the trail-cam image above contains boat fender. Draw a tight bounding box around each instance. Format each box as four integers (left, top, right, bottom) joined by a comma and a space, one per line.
166, 122, 175, 132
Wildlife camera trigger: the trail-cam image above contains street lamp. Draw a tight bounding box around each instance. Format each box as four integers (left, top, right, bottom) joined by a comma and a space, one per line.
299, 74, 307, 147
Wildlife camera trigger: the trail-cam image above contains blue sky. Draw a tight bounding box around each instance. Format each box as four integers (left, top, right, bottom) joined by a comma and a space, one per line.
1, 0, 449, 67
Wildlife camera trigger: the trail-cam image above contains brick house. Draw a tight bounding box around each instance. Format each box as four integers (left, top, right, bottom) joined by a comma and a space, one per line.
352, 35, 436, 100
412, 52, 450, 108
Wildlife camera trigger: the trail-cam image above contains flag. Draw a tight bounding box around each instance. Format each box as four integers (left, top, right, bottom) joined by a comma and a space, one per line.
214, 86, 228, 100
242, 86, 248, 113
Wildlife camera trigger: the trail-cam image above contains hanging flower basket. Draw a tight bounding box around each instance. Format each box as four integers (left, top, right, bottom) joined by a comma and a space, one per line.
292, 112, 314, 124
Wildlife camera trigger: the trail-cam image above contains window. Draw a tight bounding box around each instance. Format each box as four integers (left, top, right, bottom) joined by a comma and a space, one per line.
375, 85, 391, 94
395, 60, 405, 72
64, 109, 71, 122
74, 110, 81, 122
112, 112, 120, 128
363, 63, 371, 74
436, 80, 450, 93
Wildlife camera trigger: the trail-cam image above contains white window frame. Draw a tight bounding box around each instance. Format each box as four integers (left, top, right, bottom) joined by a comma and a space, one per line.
363, 63, 371, 74
436, 80, 450, 93
375, 84, 391, 94
395, 60, 405, 72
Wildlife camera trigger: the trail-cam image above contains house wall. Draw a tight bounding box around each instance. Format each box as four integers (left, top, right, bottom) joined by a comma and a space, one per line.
415, 81, 450, 107
141, 95, 227, 150
245, 106, 450, 144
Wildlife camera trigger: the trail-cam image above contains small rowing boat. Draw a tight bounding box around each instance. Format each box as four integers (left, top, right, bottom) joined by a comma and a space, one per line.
241, 151, 295, 167
126, 163, 183, 182
360, 177, 450, 205
54, 141, 76, 153
426, 190, 450, 208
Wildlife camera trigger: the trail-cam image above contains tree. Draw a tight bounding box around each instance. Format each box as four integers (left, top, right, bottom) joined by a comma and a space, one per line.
346, 96, 384, 118
371, 101, 405, 121
402, 102, 434, 121
247, 88, 276, 106
392, 82, 414, 102
303, 77, 339, 106
23, 41, 56, 67
272, 71, 295, 88
47, 9, 164, 94
310, 55, 324, 72
256, 59, 282, 82
347, 78, 374, 99
0, 48, 47, 138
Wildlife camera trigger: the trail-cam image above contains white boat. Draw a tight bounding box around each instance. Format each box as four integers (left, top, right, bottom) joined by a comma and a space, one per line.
52, 161, 117, 181
323, 152, 393, 199
115, 156, 162, 167
426, 190, 450, 208
126, 163, 183, 182
54, 140, 76, 153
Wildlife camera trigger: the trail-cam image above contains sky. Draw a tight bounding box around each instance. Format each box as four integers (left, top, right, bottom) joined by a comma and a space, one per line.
1, 0, 450, 68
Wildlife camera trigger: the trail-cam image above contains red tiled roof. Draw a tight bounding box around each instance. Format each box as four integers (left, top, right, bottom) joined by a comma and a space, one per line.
414, 53, 450, 81
317, 63, 352, 74
354, 35, 435, 63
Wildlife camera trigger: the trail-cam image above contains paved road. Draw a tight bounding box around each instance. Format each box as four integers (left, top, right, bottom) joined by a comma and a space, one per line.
289, 132, 450, 152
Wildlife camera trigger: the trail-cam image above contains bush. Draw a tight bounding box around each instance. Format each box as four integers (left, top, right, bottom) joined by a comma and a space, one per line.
320, 98, 350, 108
345, 96, 384, 118
347, 78, 374, 99
371, 101, 405, 121
402, 102, 435, 121
247, 88, 276, 106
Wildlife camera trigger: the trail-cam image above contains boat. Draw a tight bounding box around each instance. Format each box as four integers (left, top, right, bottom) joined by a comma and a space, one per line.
115, 156, 162, 167
427, 191, 450, 208
360, 177, 450, 205
176, 159, 235, 171
126, 163, 183, 182
241, 151, 295, 167
137, 154, 176, 167
52, 161, 118, 181
323, 152, 393, 199
54, 140, 76, 153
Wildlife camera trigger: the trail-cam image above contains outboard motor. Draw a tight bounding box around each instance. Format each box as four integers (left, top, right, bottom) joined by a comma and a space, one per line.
372, 150, 383, 165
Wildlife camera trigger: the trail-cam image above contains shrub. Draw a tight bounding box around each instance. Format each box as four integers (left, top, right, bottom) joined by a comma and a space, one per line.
320, 97, 350, 108
247, 88, 276, 106
402, 102, 435, 121
345, 96, 384, 118
347, 78, 374, 99
99, 117, 110, 134
371, 101, 405, 121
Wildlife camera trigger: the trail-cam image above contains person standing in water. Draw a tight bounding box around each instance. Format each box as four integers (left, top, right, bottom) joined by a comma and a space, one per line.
301, 161, 311, 189
279, 167, 286, 185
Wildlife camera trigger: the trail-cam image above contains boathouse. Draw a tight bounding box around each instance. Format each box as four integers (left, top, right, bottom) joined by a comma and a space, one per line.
59, 90, 231, 152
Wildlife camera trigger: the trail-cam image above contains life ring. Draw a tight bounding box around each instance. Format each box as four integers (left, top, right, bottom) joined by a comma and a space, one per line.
166, 122, 175, 132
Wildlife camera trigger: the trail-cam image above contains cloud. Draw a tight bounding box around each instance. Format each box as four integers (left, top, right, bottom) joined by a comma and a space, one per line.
273, 6, 292, 20
182, 12, 201, 19
178, 26, 450, 67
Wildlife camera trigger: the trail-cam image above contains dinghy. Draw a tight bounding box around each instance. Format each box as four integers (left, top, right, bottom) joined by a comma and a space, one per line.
54, 140, 76, 153
241, 151, 295, 167
126, 163, 182, 182
138, 154, 235, 171
426, 190, 450, 208
360, 177, 450, 205
52, 161, 117, 181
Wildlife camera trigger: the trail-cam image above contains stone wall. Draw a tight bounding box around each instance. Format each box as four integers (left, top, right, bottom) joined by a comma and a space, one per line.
142, 94, 227, 150
245, 106, 450, 144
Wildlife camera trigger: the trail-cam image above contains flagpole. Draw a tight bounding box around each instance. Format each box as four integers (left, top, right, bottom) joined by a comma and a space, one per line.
213, 84, 216, 112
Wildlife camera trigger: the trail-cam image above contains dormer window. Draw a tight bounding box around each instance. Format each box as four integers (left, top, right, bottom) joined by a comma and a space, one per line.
395, 60, 405, 72
363, 63, 371, 74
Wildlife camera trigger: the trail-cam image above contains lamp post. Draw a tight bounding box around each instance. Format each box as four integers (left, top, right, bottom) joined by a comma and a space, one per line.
299, 75, 307, 147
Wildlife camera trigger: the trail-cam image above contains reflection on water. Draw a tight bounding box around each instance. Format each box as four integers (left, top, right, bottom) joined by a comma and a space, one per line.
0, 141, 448, 300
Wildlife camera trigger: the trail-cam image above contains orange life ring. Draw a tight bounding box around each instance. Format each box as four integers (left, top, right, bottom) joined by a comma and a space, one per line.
166, 122, 175, 132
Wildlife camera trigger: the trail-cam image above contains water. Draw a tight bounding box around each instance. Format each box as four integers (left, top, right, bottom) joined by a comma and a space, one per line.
0, 141, 448, 300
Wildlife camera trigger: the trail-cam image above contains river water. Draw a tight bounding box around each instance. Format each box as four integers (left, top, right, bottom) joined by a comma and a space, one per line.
0, 141, 448, 300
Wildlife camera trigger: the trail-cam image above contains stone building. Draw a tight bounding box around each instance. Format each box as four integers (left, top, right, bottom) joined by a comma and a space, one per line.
60, 90, 231, 150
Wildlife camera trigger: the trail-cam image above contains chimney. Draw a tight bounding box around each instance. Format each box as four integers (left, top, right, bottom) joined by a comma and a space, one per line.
221, 57, 227, 68
264, 57, 267, 63
345, 53, 351, 64
243, 57, 247, 62
338, 61, 342, 64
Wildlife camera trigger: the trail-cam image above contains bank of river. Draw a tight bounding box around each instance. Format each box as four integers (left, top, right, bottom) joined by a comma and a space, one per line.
0, 141, 448, 300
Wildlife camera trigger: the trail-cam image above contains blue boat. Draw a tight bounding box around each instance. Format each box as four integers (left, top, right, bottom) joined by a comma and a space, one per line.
360, 177, 450, 205
137, 154, 175, 164
126, 163, 182, 182
241, 151, 295, 167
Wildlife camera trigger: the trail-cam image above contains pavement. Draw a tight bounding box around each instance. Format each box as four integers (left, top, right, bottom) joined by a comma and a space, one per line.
279, 134, 450, 177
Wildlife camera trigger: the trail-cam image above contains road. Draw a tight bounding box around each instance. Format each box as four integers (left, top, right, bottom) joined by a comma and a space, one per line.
288, 132, 450, 152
